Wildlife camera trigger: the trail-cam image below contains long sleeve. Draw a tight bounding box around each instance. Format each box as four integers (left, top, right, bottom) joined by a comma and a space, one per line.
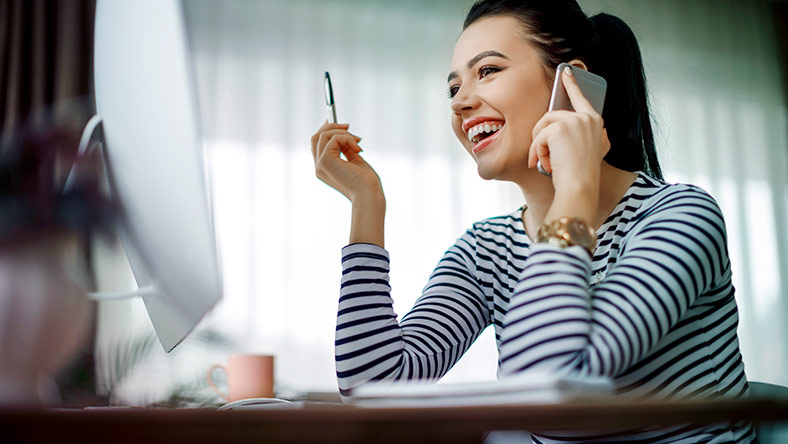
335, 231, 491, 395
333, 177, 755, 442
499, 184, 731, 380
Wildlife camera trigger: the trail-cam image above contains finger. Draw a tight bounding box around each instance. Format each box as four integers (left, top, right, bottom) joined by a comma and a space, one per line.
528, 129, 539, 168
529, 132, 552, 173
531, 110, 575, 142
561, 66, 597, 116
313, 122, 351, 146
529, 115, 568, 168
322, 134, 362, 160
312, 122, 350, 156
343, 143, 367, 164
319, 120, 350, 131
315, 134, 361, 182
313, 122, 350, 142
317, 130, 362, 157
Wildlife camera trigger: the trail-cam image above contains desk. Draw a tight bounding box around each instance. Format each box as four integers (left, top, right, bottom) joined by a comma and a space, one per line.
3, 398, 788, 444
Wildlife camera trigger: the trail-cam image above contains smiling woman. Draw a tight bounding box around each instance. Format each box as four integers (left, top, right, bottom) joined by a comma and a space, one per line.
310, 1, 755, 442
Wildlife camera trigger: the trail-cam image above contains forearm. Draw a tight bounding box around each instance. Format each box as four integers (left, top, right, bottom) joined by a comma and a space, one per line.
500, 245, 596, 376
349, 189, 386, 248
336, 244, 401, 394
336, 230, 489, 393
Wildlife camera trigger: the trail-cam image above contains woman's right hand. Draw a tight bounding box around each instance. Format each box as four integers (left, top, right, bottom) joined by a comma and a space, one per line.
311, 122, 383, 203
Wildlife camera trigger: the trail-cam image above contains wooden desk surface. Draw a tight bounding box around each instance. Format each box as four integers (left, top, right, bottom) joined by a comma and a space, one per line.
3, 397, 788, 444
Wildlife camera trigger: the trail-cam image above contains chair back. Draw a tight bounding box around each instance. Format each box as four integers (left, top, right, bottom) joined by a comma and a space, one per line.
749, 381, 788, 444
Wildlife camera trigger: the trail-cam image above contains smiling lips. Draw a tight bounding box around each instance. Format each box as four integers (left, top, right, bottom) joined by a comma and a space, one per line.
462, 117, 505, 153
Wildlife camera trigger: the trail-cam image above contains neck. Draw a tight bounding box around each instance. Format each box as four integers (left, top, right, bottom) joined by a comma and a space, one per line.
516, 163, 638, 239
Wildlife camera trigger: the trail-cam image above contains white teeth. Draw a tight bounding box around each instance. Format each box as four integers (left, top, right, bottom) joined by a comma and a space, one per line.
466, 122, 503, 143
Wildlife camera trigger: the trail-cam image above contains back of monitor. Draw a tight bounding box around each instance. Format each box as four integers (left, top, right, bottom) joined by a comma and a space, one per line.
93, 0, 222, 351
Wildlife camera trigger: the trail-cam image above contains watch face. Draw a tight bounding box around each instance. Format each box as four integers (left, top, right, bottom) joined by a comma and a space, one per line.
567, 220, 594, 246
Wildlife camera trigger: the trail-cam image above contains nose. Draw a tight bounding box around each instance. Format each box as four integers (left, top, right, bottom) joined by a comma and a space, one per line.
450, 85, 480, 115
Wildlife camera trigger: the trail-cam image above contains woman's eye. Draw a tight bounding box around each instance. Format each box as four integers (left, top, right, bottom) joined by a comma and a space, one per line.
479, 66, 500, 78
447, 85, 460, 99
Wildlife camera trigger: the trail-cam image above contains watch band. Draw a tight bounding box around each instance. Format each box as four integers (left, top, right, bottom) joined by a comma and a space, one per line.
536, 217, 597, 255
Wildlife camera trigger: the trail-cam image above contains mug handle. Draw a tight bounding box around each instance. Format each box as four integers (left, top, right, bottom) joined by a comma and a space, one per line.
206, 364, 231, 402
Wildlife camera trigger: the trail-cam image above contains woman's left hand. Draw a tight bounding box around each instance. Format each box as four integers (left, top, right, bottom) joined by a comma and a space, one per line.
528, 66, 611, 194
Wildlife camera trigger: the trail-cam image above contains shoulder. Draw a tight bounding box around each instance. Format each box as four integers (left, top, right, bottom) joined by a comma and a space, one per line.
624, 178, 730, 277
635, 180, 725, 228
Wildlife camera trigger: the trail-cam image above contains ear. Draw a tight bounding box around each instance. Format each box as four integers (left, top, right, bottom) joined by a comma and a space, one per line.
566, 59, 589, 71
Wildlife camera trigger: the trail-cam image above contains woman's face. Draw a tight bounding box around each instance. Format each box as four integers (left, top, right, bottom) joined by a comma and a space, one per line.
449, 16, 552, 181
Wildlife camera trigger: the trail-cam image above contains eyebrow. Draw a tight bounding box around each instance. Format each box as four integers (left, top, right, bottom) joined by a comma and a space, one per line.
447, 50, 509, 83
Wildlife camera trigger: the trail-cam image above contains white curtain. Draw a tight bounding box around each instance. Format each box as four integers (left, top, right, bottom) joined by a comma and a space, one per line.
96, 0, 788, 402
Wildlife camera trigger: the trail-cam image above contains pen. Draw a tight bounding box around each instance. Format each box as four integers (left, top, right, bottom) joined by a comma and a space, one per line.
324, 72, 337, 124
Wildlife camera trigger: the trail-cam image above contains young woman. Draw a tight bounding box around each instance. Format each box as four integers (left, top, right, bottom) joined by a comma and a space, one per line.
310, 0, 754, 442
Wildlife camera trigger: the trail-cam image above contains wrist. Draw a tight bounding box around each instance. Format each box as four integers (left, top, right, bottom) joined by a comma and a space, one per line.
546, 192, 596, 224
555, 170, 598, 195
548, 176, 598, 223
349, 181, 384, 206
536, 217, 597, 256
350, 188, 386, 212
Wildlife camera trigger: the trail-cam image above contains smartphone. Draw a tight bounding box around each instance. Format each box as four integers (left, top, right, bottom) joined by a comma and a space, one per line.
548, 62, 607, 114
538, 63, 607, 176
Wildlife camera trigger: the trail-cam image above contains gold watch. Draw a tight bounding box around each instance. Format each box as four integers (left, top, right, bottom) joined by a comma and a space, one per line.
536, 217, 597, 255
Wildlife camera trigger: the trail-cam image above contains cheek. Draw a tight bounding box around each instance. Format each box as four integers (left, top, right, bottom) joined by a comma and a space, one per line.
504, 93, 548, 146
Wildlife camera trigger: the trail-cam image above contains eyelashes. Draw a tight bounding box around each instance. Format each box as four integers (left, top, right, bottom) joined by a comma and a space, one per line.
479, 66, 500, 78
447, 65, 502, 99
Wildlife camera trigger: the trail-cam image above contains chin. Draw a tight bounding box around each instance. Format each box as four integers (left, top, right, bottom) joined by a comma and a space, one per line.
475, 162, 500, 181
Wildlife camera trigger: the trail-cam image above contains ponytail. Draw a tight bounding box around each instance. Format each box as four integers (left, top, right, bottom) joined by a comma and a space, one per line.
587, 13, 662, 180
463, 1, 663, 181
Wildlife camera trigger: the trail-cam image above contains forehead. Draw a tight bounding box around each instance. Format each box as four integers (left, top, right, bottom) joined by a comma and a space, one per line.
451, 15, 535, 70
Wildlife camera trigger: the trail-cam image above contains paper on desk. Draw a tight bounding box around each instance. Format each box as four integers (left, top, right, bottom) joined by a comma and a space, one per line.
348, 373, 614, 408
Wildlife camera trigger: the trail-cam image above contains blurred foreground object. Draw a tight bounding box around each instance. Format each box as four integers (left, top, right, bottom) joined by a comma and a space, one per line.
0, 112, 114, 406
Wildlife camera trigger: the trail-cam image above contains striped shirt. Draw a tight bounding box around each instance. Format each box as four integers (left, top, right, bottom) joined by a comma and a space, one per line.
336, 172, 755, 443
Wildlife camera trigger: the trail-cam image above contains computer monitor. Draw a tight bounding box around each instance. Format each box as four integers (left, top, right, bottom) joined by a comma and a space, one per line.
90, 0, 222, 351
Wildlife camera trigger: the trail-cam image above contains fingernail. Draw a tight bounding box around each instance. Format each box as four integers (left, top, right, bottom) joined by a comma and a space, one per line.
564, 66, 573, 76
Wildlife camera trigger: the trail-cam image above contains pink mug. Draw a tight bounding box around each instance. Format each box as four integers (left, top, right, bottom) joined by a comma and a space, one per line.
207, 354, 275, 401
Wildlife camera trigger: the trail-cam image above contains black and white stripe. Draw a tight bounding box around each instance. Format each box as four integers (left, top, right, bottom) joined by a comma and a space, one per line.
336, 172, 755, 443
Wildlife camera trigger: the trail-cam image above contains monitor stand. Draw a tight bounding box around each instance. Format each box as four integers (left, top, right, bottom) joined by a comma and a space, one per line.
67, 115, 184, 351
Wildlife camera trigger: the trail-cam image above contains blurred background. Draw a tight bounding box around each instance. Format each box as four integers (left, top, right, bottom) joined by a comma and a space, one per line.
2, 0, 787, 405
